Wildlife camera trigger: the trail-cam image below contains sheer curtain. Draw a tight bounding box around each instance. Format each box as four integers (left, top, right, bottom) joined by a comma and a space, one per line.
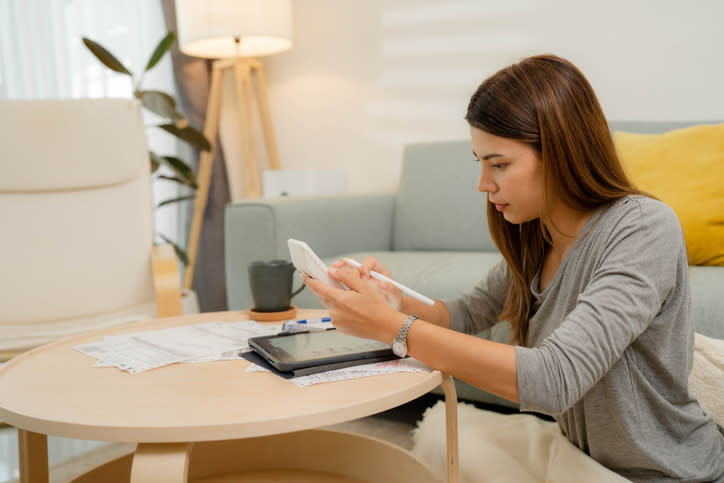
0, 0, 183, 256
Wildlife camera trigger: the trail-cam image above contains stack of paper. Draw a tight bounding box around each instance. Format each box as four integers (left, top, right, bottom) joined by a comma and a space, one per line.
246, 358, 432, 388
74, 321, 279, 374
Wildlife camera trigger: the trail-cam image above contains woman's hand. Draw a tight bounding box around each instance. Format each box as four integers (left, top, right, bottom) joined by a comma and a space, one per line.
331, 257, 403, 311
301, 263, 403, 344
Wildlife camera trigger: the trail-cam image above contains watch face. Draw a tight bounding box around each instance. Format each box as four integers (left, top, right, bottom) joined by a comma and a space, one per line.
392, 340, 406, 357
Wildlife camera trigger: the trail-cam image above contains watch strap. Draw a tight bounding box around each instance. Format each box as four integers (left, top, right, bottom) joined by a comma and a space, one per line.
398, 315, 418, 342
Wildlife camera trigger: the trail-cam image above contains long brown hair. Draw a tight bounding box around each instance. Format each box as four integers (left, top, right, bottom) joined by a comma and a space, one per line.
465, 54, 643, 346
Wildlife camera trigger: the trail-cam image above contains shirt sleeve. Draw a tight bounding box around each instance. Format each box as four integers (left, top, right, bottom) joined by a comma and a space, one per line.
442, 258, 509, 334
516, 199, 684, 415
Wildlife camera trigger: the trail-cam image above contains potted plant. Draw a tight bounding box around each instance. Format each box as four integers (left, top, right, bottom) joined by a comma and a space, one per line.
82, 31, 210, 266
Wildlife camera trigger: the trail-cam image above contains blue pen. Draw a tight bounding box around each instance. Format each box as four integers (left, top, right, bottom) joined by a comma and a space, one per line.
282, 317, 332, 333
295, 317, 331, 324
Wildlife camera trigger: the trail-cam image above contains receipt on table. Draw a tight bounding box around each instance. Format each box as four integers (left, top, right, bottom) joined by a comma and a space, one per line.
245, 358, 432, 387
74, 320, 281, 374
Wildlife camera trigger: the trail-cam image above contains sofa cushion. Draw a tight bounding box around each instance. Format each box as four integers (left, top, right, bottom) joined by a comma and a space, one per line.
393, 141, 496, 252
689, 266, 724, 339
614, 123, 724, 266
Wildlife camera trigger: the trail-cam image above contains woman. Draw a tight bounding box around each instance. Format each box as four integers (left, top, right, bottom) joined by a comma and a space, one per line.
302, 54, 724, 481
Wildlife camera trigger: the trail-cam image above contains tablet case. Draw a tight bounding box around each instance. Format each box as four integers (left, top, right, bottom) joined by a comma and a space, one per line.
241, 349, 398, 379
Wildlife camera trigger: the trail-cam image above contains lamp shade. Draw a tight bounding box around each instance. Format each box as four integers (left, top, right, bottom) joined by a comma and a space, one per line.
176, 0, 293, 59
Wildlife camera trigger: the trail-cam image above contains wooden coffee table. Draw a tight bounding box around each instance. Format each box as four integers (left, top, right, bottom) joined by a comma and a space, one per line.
0, 310, 459, 482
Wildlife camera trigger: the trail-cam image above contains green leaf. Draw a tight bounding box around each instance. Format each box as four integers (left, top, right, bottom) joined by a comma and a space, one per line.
159, 124, 211, 151
157, 155, 197, 187
145, 32, 175, 72
157, 175, 198, 189
157, 194, 195, 208
138, 90, 182, 120
149, 151, 162, 173
82, 37, 133, 76
159, 234, 189, 266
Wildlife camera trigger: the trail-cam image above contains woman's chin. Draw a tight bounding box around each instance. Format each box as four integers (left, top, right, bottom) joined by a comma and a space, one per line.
503, 211, 536, 225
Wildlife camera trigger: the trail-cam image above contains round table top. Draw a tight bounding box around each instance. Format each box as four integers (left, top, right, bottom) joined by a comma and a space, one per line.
0, 310, 442, 443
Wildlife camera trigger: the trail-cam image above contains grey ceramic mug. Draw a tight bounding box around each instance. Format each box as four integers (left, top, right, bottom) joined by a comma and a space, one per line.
248, 259, 305, 312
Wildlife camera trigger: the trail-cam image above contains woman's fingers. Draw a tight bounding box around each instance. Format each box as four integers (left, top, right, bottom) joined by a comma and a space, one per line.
329, 265, 368, 293
301, 273, 339, 308
337, 256, 393, 282
303, 267, 374, 306
303, 266, 401, 343
360, 257, 377, 279
360, 256, 393, 279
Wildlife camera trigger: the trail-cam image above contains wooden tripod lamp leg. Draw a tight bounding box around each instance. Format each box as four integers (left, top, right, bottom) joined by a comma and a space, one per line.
183, 60, 226, 291
183, 57, 283, 289
234, 60, 261, 199
251, 59, 281, 170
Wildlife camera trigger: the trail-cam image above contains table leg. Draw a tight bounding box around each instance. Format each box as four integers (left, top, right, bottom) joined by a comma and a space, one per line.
130, 442, 194, 483
440, 373, 459, 483
18, 429, 49, 483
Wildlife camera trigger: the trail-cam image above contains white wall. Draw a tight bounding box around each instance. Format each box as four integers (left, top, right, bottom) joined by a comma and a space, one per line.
249, 0, 724, 193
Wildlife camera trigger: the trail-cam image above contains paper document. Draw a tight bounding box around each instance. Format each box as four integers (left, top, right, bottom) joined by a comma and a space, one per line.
75, 321, 279, 374
245, 358, 432, 387
74, 319, 433, 387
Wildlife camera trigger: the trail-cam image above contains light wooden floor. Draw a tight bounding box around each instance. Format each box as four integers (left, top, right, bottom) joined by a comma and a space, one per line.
0, 394, 439, 483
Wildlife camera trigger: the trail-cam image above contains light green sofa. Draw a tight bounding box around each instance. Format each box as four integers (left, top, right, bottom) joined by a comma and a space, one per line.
225, 120, 724, 408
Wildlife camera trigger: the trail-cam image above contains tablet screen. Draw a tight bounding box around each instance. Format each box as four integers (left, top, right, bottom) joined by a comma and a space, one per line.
249, 330, 393, 371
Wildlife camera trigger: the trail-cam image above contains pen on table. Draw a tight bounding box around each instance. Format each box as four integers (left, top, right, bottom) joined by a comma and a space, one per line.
342, 258, 435, 306
295, 317, 332, 324
281, 317, 332, 333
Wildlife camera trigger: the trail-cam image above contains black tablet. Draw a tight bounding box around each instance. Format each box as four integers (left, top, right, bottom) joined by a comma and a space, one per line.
248, 329, 395, 373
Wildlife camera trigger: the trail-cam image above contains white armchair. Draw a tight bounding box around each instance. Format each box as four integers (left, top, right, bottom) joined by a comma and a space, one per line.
0, 98, 197, 362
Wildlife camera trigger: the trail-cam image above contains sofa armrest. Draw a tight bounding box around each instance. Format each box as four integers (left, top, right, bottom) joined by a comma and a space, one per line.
225, 193, 396, 310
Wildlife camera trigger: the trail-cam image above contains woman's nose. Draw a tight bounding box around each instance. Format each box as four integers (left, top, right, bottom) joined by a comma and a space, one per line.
477, 168, 496, 193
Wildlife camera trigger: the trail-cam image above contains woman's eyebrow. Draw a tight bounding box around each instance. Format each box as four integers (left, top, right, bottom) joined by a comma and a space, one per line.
473, 150, 503, 161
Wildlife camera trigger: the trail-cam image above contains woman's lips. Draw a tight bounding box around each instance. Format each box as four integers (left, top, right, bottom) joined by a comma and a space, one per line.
494, 203, 507, 212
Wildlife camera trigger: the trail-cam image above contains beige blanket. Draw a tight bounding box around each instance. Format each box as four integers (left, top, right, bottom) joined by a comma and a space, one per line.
689, 333, 724, 424
411, 333, 723, 482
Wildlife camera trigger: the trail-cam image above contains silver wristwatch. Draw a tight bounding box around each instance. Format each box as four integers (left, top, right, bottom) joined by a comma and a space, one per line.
391, 315, 418, 358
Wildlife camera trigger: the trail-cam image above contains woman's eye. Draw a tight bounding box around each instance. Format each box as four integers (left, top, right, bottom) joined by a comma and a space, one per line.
492, 163, 505, 169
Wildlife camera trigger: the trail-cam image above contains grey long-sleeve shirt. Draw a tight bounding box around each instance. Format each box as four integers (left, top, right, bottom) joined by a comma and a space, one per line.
443, 196, 724, 482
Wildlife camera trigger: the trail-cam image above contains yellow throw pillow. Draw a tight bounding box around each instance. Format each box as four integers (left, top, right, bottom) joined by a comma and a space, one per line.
614, 124, 724, 266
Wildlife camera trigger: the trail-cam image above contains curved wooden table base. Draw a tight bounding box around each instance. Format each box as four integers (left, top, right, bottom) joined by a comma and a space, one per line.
440, 374, 459, 483
130, 442, 194, 483
18, 379, 459, 483
71, 375, 460, 483
71, 428, 448, 483
18, 430, 49, 482
69, 377, 459, 483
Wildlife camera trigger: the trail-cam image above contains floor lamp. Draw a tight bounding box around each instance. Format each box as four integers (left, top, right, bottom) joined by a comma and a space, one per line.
176, 0, 293, 291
